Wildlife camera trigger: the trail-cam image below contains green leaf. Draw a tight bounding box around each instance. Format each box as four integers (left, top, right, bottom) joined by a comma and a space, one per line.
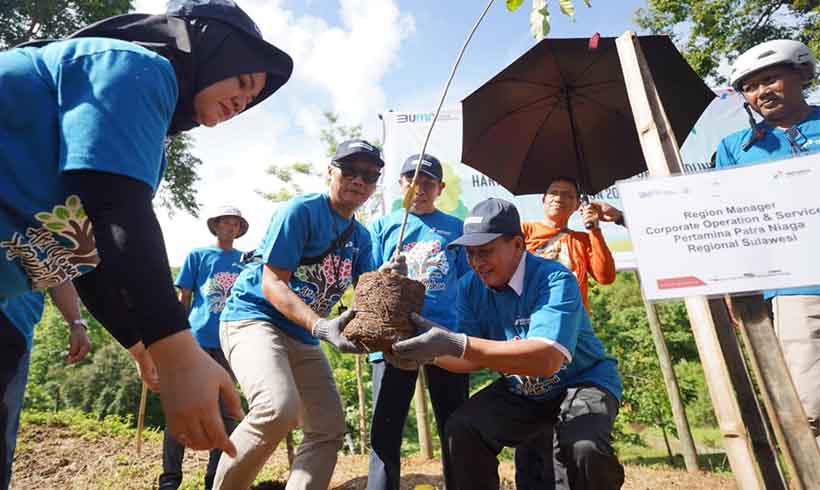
75, 207, 86, 219
506, 0, 525, 12
583, 0, 591, 6
530, 5, 551, 40
559, 0, 576, 18
54, 206, 69, 220
66, 195, 80, 209
35, 212, 53, 222
46, 222, 65, 232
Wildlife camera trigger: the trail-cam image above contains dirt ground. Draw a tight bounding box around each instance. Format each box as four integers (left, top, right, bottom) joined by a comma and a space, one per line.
12, 421, 736, 489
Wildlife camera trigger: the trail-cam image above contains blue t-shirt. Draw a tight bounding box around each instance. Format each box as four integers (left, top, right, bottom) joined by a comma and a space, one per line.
0, 292, 46, 350
176, 247, 244, 349
0, 37, 177, 300
368, 209, 469, 361
715, 106, 820, 298
457, 253, 622, 401
222, 193, 374, 344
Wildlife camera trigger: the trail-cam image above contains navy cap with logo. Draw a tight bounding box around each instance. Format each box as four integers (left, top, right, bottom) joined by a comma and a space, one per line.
401, 153, 443, 181
333, 139, 385, 168
447, 198, 522, 249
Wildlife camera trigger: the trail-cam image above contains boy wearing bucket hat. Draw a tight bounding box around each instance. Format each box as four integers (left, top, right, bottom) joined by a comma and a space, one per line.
391, 198, 622, 490
716, 39, 820, 444
158, 205, 247, 490
0, 0, 293, 455
216, 139, 381, 489
366, 153, 470, 490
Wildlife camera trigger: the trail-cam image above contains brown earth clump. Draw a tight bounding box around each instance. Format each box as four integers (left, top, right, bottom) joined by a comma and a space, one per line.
344, 271, 426, 352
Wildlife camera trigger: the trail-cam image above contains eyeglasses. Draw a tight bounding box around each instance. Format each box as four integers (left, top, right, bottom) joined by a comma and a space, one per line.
331, 162, 381, 184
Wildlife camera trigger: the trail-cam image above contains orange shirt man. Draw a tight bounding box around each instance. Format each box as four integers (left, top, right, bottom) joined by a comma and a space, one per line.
522, 177, 622, 309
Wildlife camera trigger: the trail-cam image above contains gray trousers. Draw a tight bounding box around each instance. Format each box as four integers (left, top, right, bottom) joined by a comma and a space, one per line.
214, 319, 346, 490
515, 385, 623, 490
772, 296, 820, 444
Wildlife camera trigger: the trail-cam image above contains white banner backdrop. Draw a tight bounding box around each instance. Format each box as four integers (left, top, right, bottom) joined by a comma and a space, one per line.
381, 88, 752, 270
618, 153, 820, 300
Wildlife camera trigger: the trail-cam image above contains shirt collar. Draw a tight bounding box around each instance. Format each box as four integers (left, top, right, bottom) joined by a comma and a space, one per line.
508, 252, 527, 296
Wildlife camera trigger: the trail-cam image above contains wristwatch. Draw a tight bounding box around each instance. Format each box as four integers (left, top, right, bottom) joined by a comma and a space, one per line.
69, 319, 88, 330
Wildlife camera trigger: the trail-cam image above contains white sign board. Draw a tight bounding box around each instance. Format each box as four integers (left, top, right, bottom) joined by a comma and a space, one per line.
618, 154, 820, 300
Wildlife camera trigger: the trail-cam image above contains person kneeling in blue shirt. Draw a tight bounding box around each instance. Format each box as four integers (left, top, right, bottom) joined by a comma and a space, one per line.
367, 154, 470, 490
392, 198, 623, 490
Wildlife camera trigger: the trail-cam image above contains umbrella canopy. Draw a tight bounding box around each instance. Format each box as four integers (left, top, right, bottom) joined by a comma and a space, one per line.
460, 35, 715, 196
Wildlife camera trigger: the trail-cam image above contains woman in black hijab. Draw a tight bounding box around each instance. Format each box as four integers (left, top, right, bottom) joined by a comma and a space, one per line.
0, 0, 292, 459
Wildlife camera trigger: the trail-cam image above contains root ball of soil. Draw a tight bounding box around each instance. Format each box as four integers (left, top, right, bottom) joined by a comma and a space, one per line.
344, 271, 426, 352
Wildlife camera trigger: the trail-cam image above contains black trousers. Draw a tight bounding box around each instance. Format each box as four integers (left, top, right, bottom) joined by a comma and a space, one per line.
158, 347, 238, 490
514, 385, 624, 490
444, 378, 564, 490
0, 311, 26, 490
367, 361, 469, 490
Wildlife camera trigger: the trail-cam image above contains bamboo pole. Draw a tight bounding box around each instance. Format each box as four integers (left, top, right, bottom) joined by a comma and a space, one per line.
707, 299, 787, 490
414, 369, 433, 459
615, 31, 768, 489
355, 354, 368, 454
136, 382, 148, 456
640, 288, 699, 472
729, 295, 820, 489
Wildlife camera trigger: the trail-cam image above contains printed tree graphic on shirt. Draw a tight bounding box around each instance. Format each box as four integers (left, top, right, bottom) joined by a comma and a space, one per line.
204, 271, 240, 313
294, 254, 353, 317
34, 195, 100, 268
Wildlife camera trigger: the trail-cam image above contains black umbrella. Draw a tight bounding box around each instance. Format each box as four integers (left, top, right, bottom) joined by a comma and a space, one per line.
460, 34, 715, 196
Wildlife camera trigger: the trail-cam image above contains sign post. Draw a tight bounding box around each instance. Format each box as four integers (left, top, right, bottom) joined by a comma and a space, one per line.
615, 31, 789, 489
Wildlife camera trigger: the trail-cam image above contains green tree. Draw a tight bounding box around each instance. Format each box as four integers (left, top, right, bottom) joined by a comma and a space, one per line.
587, 272, 712, 447
635, 0, 820, 84
159, 134, 203, 217
0, 0, 131, 48
1, 0, 204, 217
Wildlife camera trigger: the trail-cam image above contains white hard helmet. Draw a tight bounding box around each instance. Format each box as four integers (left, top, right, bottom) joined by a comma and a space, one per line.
729, 39, 817, 89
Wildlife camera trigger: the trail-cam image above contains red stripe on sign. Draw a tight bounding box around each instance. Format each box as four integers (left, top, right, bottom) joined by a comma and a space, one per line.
657, 276, 706, 289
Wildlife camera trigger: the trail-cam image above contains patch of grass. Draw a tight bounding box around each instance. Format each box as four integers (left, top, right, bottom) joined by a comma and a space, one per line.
21, 409, 162, 443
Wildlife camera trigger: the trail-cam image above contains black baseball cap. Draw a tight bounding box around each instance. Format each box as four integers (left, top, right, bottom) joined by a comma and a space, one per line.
447, 198, 522, 249
401, 153, 443, 181
332, 139, 384, 168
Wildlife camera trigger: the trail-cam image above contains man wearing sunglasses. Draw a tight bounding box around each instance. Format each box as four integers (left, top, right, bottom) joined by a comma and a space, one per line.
366, 153, 470, 490
716, 39, 820, 445
215, 139, 381, 488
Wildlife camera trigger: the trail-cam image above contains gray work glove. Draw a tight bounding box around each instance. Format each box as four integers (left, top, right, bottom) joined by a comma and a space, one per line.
378, 254, 407, 276
392, 313, 468, 363
312, 310, 365, 354
384, 351, 421, 371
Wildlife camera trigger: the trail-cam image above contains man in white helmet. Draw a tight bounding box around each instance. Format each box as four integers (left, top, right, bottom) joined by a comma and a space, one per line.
716, 39, 820, 444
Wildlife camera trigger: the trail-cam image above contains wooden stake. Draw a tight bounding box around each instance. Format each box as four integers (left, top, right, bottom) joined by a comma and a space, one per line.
616, 31, 770, 489
355, 354, 368, 454
729, 295, 820, 489
136, 382, 148, 456
707, 299, 787, 490
414, 369, 433, 460
640, 288, 699, 472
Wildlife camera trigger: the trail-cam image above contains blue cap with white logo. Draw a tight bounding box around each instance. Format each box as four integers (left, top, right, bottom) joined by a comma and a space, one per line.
333, 139, 384, 167
401, 153, 443, 181
447, 198, 522, 249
